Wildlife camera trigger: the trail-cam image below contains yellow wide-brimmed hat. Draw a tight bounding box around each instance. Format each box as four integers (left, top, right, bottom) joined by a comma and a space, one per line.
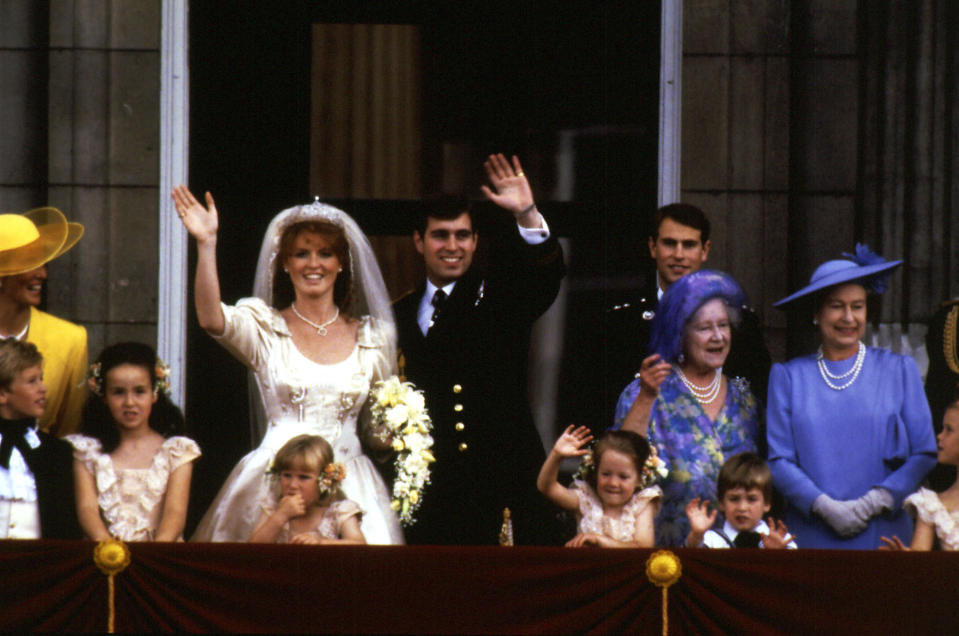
0, 207, 84, 276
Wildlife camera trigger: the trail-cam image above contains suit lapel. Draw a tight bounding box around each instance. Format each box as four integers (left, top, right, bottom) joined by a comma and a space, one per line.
426, 273, 479, 340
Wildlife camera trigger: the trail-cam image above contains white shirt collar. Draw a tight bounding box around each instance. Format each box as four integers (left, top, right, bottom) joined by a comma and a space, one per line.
425, 279, 456, 300
722, 518, 769, 541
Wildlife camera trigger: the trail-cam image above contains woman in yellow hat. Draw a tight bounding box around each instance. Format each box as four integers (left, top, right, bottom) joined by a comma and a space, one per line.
0, 208, 87, 436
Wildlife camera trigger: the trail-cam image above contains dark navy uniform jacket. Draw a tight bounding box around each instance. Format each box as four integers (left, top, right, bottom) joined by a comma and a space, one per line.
395, 229, 565, 545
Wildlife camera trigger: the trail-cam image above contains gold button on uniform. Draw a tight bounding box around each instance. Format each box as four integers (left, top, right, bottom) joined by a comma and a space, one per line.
452, 384, 462, 393
458, 442, 468, 452
453, 404, 463, 412
455, 422, 465, 431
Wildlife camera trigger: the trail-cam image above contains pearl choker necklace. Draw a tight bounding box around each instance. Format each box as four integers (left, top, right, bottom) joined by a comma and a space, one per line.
291, 304, 339, 336
676, 366, 723, 404
817, 341, 865, 390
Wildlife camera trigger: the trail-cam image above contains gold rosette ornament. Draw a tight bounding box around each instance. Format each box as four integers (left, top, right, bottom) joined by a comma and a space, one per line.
646, 550, 681, 636
93, 539, 131, 633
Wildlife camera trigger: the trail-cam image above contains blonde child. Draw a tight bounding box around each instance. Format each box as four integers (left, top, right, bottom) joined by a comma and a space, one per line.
67, 342, 200, 542
685, 452, 796, 549
538, 426, 660, 548
881, 398, 959, 551
250, 434, 365, 544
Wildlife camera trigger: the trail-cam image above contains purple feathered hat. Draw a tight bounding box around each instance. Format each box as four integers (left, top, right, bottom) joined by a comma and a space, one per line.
648, 269, 746, 363
773, 244, 902, 308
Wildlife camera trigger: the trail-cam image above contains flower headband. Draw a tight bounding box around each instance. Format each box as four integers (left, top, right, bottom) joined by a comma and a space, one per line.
87, 358, 171, 397
574, 444, 668, 491
266, 460, 347, 498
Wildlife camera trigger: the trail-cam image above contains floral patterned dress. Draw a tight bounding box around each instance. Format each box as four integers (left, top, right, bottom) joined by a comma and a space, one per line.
614, 372, 760, 546
66, 435, 201, 541
905, 488, 959, 551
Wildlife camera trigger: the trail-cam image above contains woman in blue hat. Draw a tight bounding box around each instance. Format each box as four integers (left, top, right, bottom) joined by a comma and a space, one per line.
767, 245, 937, 549
613, 269, 761, 546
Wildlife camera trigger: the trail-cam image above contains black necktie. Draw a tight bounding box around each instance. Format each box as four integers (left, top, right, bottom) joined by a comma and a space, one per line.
0, 419, 32, 470
733, 530, 762, 548
428, 289, 447, 331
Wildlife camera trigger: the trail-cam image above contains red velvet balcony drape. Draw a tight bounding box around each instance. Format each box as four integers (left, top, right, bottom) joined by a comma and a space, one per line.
1, 542, 957, 633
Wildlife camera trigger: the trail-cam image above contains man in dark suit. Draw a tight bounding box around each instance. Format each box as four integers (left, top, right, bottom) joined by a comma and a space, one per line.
0, 338, 81, 539
395, 153, 565, 545
603, 204, 771, 425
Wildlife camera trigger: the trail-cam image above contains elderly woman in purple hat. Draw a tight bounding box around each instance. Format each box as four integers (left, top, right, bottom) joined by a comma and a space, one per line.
613, 270, 761, 546
767, 245, 936, 549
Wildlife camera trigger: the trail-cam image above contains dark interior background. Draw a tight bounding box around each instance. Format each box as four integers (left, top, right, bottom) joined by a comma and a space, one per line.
185, 1, 660, 534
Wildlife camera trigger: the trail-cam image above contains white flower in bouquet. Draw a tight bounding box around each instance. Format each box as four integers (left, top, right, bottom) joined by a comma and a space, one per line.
386, 404, 410, 427
371, 376, 434, 526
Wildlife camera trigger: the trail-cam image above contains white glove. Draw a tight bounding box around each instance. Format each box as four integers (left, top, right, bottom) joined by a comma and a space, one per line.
849, 488, 893, 524
812, 493, 867, 537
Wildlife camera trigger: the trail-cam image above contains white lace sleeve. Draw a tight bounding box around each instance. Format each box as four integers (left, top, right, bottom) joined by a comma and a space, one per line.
334, 499, 363, 525
626, 486, 661, 543
213, 297, 281, 370
906, 488, 959, 550
162, 436, 202, 471
64, 434, 103, 474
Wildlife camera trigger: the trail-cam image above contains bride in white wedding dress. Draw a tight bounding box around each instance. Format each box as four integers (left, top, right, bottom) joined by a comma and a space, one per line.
172, 186, 403, 544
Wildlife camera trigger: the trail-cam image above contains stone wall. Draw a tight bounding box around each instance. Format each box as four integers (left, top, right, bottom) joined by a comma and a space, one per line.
0, 0, 161, 356
681, 0, 860, 360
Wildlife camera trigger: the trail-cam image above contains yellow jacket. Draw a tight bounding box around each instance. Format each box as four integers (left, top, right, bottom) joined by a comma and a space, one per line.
27, 307, 88, 436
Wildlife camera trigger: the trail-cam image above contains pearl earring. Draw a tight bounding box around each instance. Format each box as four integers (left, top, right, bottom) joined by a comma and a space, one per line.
338, 267, 343, 273
812, 318, 819, 325
284, 267, 289, 273
678, 353, 685, 364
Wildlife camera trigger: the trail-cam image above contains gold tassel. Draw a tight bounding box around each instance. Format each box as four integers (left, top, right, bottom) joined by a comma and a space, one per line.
498, 508, 514, 546
646, 550, 681, 636
93, 539, 131, 633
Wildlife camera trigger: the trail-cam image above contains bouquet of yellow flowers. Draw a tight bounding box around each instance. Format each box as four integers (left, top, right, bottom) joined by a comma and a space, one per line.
370, 376, 435, 526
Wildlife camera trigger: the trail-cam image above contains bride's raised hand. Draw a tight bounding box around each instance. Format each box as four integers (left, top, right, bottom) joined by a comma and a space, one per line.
172, 184, 218, 244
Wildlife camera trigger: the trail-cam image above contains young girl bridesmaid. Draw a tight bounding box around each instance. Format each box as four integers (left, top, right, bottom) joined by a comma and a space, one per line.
882, 397, 959, 551
538, 426, 661, 548
67, 342, 200, 541
250, 434, 365, 544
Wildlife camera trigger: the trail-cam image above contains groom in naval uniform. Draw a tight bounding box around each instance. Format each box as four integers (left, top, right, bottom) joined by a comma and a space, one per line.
395, 154, 565, 545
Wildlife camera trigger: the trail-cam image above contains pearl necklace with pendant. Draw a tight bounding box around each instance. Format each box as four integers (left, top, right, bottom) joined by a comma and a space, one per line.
817, 341, 865, 390
676, 366, 723, 404
291, 303, 339, 336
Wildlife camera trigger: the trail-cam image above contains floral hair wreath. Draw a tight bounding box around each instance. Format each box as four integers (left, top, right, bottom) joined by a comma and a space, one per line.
87, 359, 171, 397
265, 460, 347, 498
573, 443, 669, 491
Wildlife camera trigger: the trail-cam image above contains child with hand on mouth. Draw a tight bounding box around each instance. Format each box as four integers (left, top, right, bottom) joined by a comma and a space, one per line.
685, 452, 796, 549
250, 434, 366, 545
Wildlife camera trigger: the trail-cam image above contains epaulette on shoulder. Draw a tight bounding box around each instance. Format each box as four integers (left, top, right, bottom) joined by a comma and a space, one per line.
392, 288, 418, 306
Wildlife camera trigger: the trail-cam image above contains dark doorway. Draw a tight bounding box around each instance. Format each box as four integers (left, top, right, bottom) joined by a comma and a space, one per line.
184, 1, 660, 535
